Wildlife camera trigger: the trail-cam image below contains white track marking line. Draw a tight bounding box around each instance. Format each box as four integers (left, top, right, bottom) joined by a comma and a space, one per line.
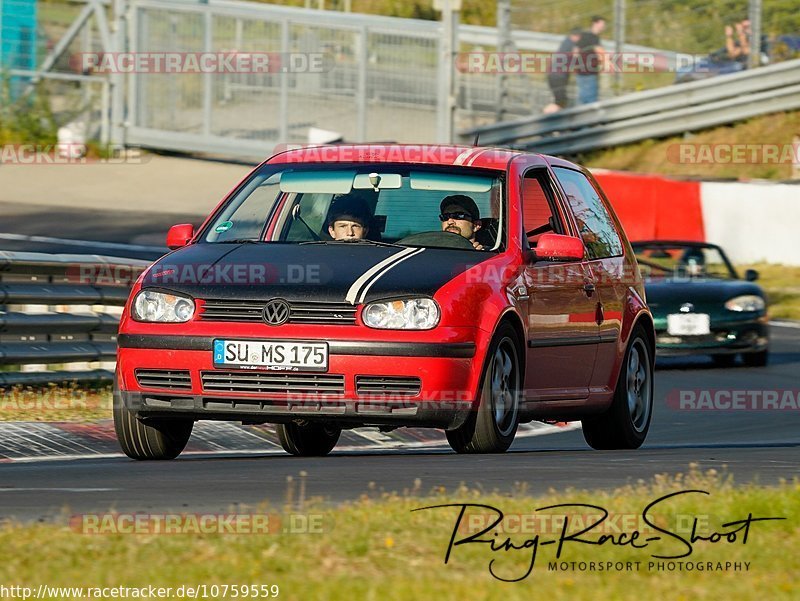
0, 423, 580, 463
769, 321, 800, 329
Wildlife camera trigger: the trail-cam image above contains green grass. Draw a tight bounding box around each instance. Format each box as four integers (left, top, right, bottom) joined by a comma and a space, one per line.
582, 111, 800, 181
0, 466, 797, 599
0, 384, 112, 422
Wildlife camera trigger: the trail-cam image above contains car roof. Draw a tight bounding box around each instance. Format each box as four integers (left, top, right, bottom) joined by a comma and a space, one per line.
263, 144, 583, 172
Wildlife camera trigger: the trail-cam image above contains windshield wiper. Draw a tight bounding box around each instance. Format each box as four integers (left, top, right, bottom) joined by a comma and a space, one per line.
215, 238, 262, 244
299, 239, 404, 248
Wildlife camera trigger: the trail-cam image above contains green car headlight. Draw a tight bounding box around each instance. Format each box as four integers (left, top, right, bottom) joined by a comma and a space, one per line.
724, 295, 765, 313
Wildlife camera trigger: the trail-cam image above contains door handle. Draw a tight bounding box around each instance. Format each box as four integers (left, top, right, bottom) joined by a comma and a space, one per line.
583, 283, 596, 296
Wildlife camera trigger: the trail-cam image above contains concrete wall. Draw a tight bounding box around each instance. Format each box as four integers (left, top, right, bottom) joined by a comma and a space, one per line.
700, 181, 800, 265
592, 169, 800, 266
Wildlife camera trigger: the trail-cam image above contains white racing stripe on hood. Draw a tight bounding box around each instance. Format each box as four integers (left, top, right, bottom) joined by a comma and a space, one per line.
345, 247, 419, 305
356, 247, 426, 304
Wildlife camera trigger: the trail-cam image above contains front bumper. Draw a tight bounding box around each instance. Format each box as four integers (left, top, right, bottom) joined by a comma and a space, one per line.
116, 333, 482, 429
655, 319, 768, 357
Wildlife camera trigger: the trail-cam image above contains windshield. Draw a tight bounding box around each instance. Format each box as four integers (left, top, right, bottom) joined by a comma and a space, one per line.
202, 165, 504, 251
632, 243, 737, 279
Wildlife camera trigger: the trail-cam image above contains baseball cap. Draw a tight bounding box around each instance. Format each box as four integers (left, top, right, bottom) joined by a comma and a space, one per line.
440, 195, 480, 221
328, 194, 371, 226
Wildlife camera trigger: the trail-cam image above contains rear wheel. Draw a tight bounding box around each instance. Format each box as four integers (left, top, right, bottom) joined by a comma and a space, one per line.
742, 349, 768, 367
276, 422, 341, 457
113, 381, 193, 460
582, 325, 654, 450
446, 323, 521, 454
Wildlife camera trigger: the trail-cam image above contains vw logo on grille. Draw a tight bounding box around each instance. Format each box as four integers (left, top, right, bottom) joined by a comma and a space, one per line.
680, 303, 695, 313
263, 299, 291, 325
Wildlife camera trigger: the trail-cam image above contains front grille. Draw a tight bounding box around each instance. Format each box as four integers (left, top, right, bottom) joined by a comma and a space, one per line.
201, 370, 345, 395
199, 300, 357, 325
135, 369, 192, 390
356, 376, 422, 396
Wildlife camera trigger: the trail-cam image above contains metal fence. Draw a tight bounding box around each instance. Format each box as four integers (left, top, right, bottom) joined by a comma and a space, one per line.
459, 57, 800, 155
11, 0, 798, 158
506, 0, 800, 107
0, 251, 147, 387
22, 0, 679, 159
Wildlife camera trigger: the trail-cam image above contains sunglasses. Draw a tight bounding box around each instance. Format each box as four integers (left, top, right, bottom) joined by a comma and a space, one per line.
439, 211, 474, 222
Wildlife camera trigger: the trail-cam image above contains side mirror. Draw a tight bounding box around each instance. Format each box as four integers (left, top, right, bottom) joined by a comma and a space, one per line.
166, 224, 194, 249
745, 269, 759, 281
533, 233, 585, 262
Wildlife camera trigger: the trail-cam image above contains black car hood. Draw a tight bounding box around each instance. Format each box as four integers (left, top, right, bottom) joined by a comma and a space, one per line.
143, 242, 493, 303
644, 277, 763, 312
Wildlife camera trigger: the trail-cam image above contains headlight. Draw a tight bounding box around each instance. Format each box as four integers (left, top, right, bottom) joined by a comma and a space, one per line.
724, 295, 765, 312
362, 298, 440, 330
132, 290, 195, 322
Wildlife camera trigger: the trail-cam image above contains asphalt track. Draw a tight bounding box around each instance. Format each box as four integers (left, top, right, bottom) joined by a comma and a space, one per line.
0, 205, 798, 521
1, 324, 798, 523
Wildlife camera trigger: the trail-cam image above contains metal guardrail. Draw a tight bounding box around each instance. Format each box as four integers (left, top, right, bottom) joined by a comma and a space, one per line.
0, 252, 149, 387
459, 58, 800, 155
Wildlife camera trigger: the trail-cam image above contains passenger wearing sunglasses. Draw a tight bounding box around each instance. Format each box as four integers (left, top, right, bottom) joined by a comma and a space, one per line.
439, 195, 484, 250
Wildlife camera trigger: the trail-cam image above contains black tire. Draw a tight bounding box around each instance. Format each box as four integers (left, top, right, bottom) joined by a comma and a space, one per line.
113, 381, 193, 460
446, 323, 521, 454
276, 422, 341, 457
742, 349, 768, 367
582, 325, 654, 450
711, 354, 738, 367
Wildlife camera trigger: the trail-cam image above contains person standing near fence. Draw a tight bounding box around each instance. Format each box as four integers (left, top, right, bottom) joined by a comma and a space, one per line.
575, 16, 606, 105
544, 27, 582, 113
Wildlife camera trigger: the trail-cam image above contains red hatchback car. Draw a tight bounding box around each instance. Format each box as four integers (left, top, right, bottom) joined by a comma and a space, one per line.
114, 145, 655, 458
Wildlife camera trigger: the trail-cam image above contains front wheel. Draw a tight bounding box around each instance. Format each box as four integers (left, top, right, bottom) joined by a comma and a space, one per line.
446, 323, 521, 454
113, 382, 193, 460
742, 349, 768, 367
582, 325, 654, 450
276, 422, 341, 456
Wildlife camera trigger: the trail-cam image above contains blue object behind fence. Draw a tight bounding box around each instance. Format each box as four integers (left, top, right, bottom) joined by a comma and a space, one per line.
1, 0, 38, 71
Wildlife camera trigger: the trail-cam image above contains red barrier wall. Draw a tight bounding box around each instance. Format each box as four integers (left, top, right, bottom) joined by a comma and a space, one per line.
592, 171, 705, 242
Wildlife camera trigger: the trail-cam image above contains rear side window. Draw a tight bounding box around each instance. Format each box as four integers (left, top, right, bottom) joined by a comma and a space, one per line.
553, 167, 623, 260
521, 169, 563, 248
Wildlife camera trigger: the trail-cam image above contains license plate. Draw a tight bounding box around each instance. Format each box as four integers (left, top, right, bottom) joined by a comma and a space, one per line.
213, 340, 328, 372
667, 313, 710, 336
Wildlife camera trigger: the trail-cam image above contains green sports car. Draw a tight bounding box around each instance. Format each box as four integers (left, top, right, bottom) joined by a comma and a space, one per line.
632, 241, 769, 367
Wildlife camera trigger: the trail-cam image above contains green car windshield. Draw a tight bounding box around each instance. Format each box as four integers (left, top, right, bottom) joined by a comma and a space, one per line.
633, 243, 737, 279
201, 166, 504, 251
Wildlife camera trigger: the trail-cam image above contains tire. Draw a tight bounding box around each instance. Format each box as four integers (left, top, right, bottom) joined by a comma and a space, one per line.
582, 325, 654, 450
113, 380, 193, 460
446, 323, 521, 454
742, 349, 768, 367
711, 354, 738, 367
276, 422, 341, 457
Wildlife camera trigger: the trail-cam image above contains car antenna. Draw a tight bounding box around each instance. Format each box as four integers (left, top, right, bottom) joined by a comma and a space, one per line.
473, 133, 480, 146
